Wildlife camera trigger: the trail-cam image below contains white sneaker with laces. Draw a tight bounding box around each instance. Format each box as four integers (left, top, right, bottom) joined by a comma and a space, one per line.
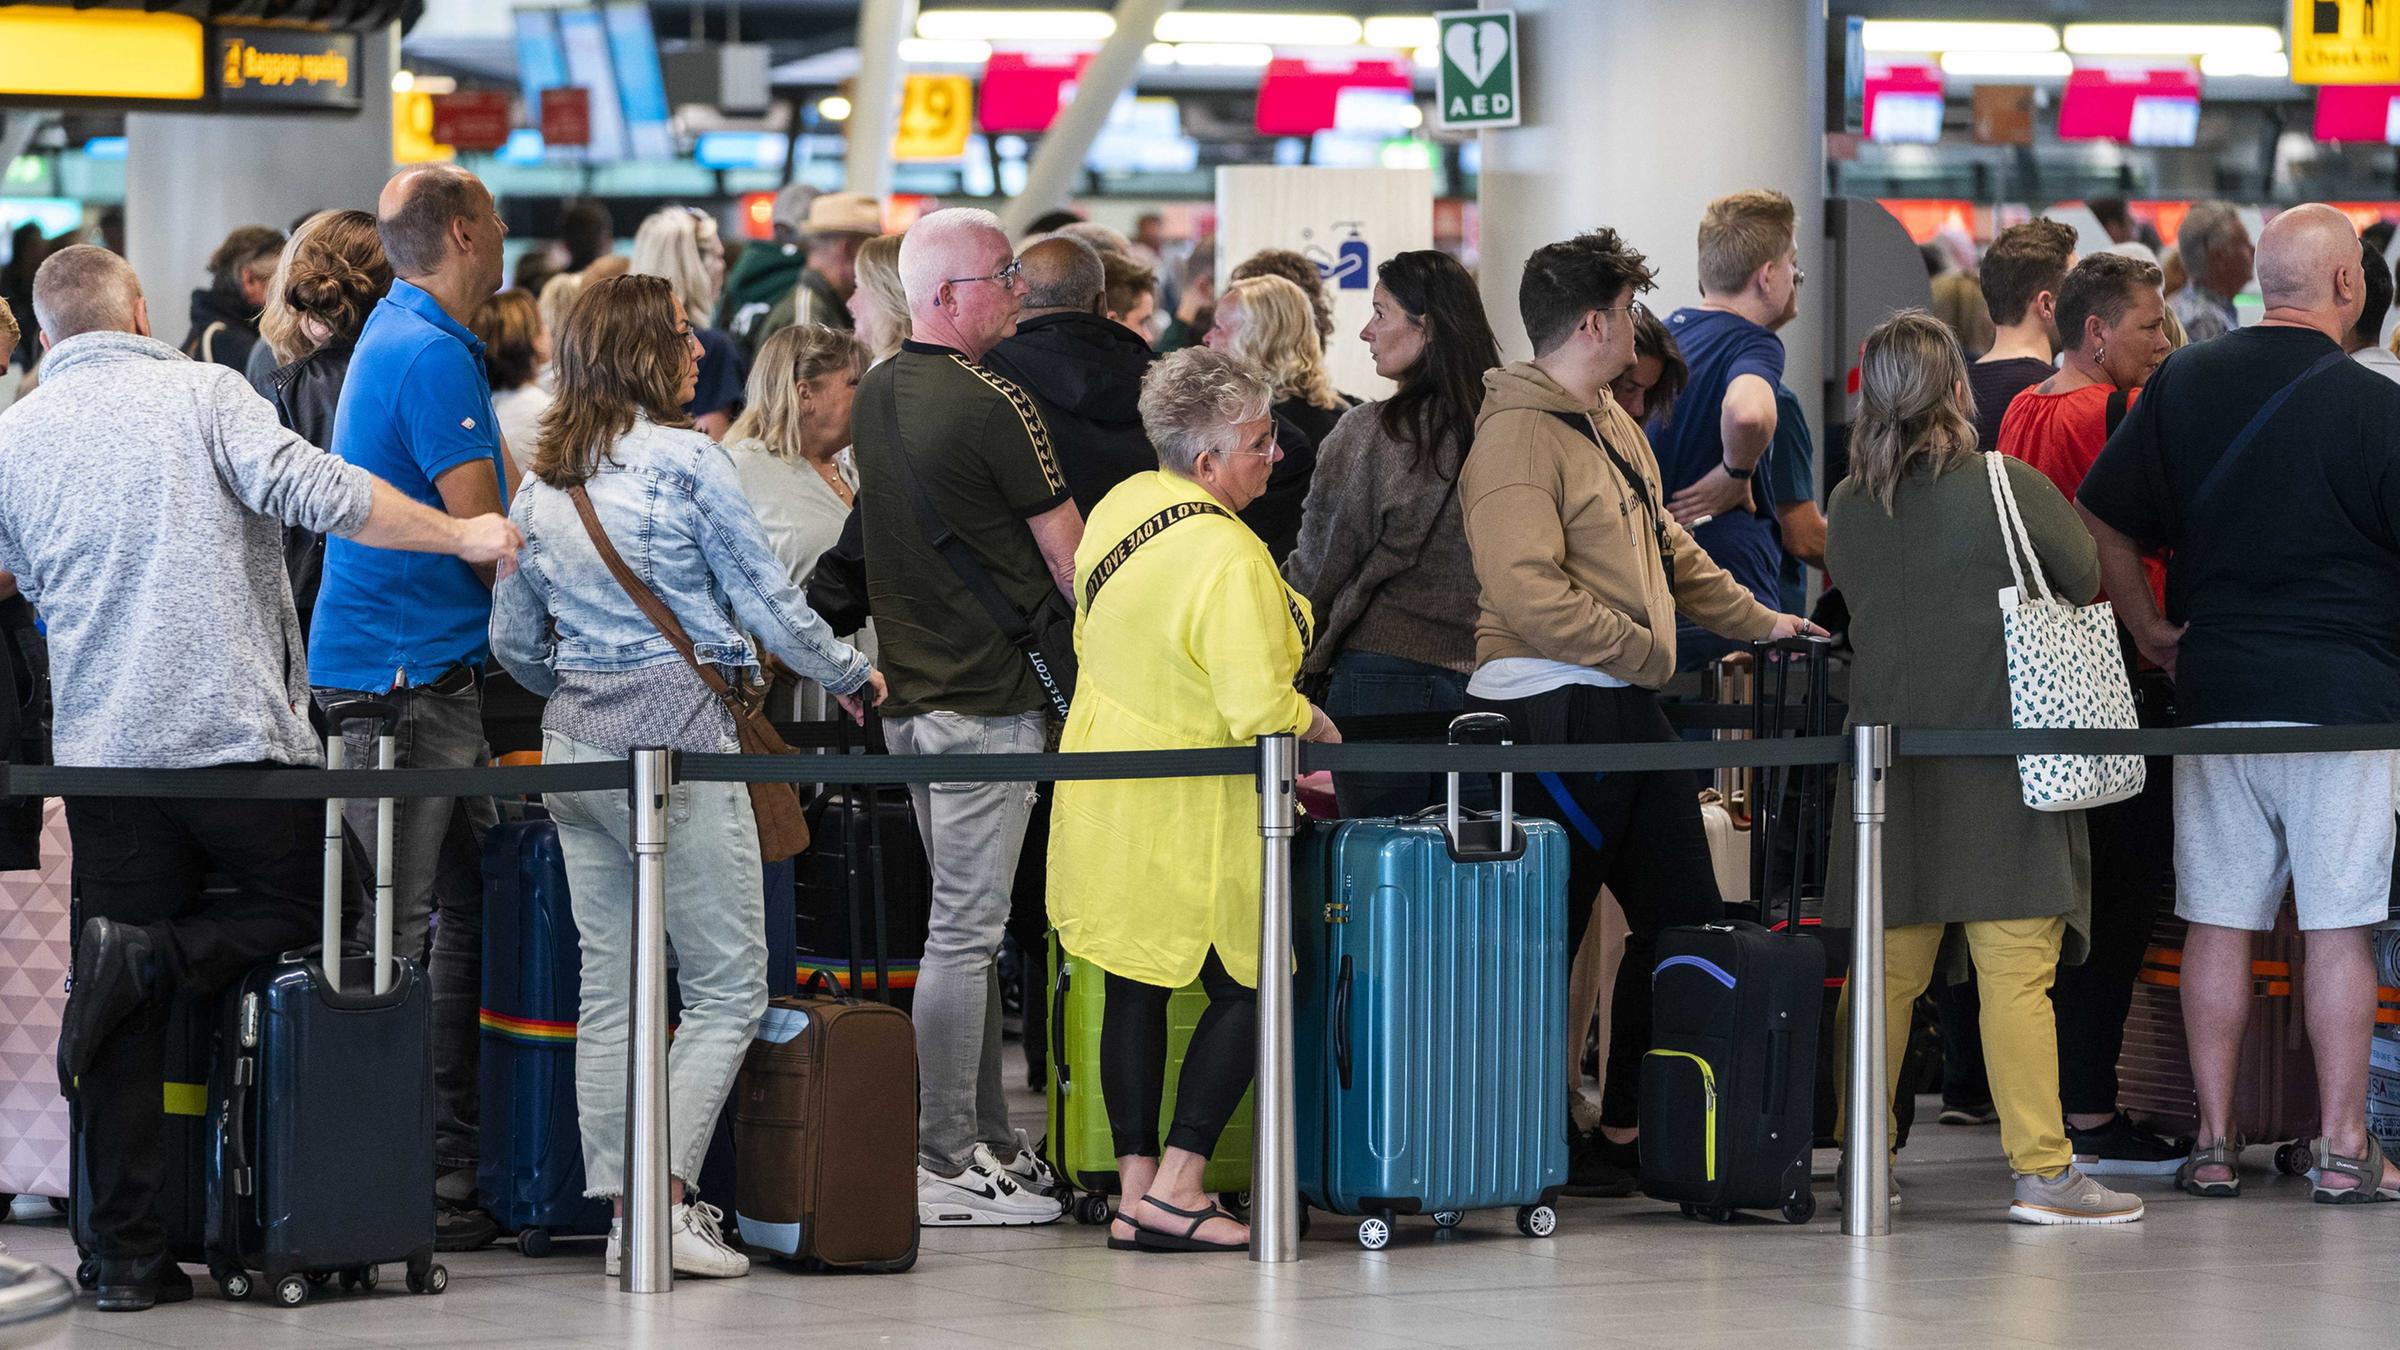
918, 1158, 1064, 1226
601, 1201, 752, 1277
975, 1129, 1062, 1198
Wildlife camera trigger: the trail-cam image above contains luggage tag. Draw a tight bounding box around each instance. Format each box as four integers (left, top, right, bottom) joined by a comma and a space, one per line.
757, 1005, 811, 1044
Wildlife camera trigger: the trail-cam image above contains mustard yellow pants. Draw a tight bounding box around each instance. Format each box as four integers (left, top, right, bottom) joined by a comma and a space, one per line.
1837, 916, 2073, 1176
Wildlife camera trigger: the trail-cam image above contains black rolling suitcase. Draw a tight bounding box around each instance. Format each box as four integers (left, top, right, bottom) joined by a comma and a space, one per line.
793, 788, 928, 1007
1640, 638, 1829, 1225
211, 700, 443, 1305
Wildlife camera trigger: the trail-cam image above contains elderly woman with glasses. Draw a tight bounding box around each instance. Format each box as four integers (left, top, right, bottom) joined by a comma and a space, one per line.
1046, 347, 1340, 1255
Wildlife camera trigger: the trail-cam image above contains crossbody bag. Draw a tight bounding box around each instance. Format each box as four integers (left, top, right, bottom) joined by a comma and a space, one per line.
881, 381, 1077, 720
566, 485, 812, 863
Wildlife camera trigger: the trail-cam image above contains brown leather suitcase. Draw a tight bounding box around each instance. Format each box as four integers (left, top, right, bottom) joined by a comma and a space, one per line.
2117, 907, 2320, 1176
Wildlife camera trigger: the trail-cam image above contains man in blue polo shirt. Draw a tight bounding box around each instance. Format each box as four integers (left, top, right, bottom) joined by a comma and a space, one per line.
1654, 190, 1820, 668
309, 163, 510, 1251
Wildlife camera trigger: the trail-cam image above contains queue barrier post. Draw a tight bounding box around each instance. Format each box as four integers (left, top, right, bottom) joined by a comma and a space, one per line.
622, 746, 675, 1294
1252, 733, 1301, 1263
1841, 724, 1893, 1237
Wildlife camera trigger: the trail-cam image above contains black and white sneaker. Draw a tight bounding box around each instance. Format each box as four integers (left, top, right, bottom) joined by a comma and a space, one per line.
975, 1129, 1063, 1199
2069, 1112, 2189, 1177
917, 1159, 1064, 1226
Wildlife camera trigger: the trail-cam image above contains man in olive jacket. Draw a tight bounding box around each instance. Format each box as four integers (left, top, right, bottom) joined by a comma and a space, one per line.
1461, 229, 1816, 1198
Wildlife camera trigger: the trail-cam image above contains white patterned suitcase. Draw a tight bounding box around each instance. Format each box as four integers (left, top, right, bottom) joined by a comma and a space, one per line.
0, 800, 70, 1202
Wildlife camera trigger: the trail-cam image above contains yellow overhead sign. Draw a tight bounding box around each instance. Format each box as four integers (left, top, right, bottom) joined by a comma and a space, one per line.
894, 74, 973, 161
0, 7, 206, 104
2291, 0, 2400, 84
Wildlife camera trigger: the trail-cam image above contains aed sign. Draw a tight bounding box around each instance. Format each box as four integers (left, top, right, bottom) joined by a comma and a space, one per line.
2292, 0, 2400, 85
212, 23, 362, 111
1433, 9, 1520, 130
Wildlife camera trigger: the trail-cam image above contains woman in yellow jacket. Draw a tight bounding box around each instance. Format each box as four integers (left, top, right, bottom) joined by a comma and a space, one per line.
1050, 347, 1341, 1254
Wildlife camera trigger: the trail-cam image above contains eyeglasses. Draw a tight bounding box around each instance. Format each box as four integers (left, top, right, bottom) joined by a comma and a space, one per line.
1793, 265, 1808, 288
946, 258, 1024, 290
1596, 299, 1649, 321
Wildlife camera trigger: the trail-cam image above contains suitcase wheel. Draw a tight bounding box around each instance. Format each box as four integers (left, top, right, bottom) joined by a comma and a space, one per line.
407, 1262, 448, 1295
2276, 1142, 2313, 1177
1354, 1214, 1392, 1250
1071, 1194, 1112, 1226
305, 1271, 334, 1291
1515, 1205, 1557, 1239
211, 1266, 249, 1301
1218, 1190, 1251, 1221
1781, 1192, 1817, 1225
1430, 1210, 1464, 1230
519, 1226, 554, 1257
273, 1275, 308, 1308
340, 1266, 380, 1292
75, 1260, 96, 1293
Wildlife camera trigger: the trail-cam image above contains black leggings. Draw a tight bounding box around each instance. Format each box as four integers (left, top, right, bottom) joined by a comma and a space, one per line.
1099, 949, 1256, 1159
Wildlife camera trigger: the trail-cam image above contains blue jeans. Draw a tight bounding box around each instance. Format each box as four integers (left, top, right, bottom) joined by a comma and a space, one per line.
1321, 649, 1468, 818
543, 729, 767, 1196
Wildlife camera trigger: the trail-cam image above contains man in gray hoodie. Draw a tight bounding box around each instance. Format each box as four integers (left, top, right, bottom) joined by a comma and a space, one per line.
0, 245, 519, 1312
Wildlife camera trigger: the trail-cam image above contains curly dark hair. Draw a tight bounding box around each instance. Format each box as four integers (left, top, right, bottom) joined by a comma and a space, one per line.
1519, 228, 1656, 356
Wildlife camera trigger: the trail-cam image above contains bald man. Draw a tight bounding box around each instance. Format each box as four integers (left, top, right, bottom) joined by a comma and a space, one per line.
2079, 202, 2400, 1200
983, 234, 1159, 514
314, 163, 515, 1251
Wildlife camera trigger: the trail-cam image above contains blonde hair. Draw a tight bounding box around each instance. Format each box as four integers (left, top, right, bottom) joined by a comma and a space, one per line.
629, 207, 723, 322
531, 274, 693, 488
725, 324, 870, 460
1848, 309, 1976, 514
258, 209, 390, 365
853, 233, 910, 361
1220, 274, 1340, 411
537, 270, 586, 347
1697, 189, 1797, 296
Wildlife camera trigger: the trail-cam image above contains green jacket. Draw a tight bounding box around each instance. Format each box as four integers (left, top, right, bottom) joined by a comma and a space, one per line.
718, 243, 810, 350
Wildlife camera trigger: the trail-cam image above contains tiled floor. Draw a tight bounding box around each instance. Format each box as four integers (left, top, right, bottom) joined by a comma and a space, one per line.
15, 1092, 2400, 1349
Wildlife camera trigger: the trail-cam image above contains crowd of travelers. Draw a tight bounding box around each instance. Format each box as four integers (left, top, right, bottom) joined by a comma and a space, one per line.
2, 165, 2397, 1310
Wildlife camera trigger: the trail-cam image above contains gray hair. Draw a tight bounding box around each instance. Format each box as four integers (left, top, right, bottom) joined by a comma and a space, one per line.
2177, 201, 2244, 279
1056, 220, 1131, 257
1019, 234, 1104, 311
1139, 347, 1274, 476
898, 207, 1007, 310
380, 164, 487, 278
32, 245, 140, 342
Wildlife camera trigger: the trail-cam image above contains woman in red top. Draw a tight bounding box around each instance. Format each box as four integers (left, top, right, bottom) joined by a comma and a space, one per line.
1993, 249, 2186, 1177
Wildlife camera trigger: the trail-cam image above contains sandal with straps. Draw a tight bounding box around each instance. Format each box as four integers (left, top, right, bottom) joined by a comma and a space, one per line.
1131, 1194, 1248, 1254
2175, 1139, 2240, 1199
2311, 1133, 2400, 1205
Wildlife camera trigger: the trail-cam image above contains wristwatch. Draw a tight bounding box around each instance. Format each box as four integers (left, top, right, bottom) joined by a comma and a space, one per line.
1721, 457, 1755, 481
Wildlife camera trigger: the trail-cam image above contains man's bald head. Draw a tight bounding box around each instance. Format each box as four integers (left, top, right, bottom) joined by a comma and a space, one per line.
378, 164, 499, 287
31, 245, 144, 345
1019, 235, 1105, 314
2255, 203, 2362, 317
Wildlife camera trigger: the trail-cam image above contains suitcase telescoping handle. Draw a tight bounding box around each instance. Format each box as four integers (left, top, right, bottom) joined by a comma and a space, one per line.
322, 698, 400, 996
1443, 712, 1516, 857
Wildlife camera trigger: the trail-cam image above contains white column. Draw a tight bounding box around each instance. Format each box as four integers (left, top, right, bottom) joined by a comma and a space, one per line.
1475, 0, 1825, 415
846, 0, 920, 200
999, 0, 1185, 237
125, 26, 399, 339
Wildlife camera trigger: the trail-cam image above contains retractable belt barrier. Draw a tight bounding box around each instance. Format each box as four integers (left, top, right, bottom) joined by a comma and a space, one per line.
23, 716, 2398, 1277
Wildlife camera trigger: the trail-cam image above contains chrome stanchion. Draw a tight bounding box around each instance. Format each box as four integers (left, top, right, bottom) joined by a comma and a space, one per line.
1252, 733, 1300, 1264
1842, 724, 1893, 1237
622, 746, 675, 1293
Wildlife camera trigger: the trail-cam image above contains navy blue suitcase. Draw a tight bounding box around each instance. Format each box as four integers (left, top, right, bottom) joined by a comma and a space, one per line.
210, 701, 443, 1304
1295, 713, 1572, 1250
477, 818, 611, 1255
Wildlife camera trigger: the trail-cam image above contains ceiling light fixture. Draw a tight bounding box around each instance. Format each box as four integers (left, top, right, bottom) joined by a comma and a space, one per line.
1155, 12, 1363, 45
1937, 51, 2074, 79
1860, 21, 2059, 54
2198, 50, 2292, 78
897, 37, 994, 64
916, 9, 1113, 42
2062, 24, 2282, 57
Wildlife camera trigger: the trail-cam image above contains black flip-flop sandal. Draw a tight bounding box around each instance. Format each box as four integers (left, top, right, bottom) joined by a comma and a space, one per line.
1131, 1195, 1247, 1253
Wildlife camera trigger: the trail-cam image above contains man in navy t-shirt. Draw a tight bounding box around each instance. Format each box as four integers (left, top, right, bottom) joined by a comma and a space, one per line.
1655, 190, 1817, 668
308, 164, 511, 1251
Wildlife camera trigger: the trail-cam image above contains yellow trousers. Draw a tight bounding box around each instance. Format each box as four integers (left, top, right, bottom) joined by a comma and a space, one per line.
1837, 915, 2072, 1176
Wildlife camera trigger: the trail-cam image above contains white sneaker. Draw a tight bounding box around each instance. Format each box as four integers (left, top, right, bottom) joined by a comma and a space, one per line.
601, 1202, 752, 1277
918, 1159, 1064, 1226
2009, 1167, 2145, 1226
975, 1129, 1063, 1198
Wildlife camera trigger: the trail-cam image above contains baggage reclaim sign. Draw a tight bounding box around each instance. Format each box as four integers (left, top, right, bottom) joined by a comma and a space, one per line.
214, 24, 362, 111
1434, 9, 1521, 130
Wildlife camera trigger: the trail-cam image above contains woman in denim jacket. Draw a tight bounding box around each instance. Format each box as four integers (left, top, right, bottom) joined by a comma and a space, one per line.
492, 275, 883, 1279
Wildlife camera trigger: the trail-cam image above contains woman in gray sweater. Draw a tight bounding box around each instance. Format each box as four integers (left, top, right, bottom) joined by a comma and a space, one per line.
1285, 251, 1499, 816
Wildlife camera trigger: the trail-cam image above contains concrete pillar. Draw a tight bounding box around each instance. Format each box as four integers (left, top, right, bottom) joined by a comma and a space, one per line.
1475, 0, 1825, 421
1000, 0, 1184, 237
847, 0, 919, 200
125, 27, 399, 343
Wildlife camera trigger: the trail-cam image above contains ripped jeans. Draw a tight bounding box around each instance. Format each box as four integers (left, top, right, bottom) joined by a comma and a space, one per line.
886, 709, 1048, 1172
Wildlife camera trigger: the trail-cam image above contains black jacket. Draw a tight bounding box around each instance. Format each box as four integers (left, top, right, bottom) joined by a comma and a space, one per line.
1240, 395, 1348, 564
183, 286, 262, 375
256, 341, 356, 633
980, 311, 1158, 516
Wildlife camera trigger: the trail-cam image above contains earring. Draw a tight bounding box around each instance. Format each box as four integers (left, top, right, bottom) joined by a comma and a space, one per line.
2095, 342, 2106, 365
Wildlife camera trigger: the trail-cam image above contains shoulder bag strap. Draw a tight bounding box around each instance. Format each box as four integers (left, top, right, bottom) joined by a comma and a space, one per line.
1547, 407, 1676, 588
198, 321, 225, 366
2190, 348, 2347, 516
1081, 500, 1233, 612
2104, 387, 2129, 439
1985, 452, 2050, 604
880, 373, 1037, 645
565, 484, 749, 716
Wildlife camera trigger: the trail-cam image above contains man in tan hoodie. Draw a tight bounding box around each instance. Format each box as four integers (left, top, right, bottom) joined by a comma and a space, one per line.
1462, 228, 1819, 1197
